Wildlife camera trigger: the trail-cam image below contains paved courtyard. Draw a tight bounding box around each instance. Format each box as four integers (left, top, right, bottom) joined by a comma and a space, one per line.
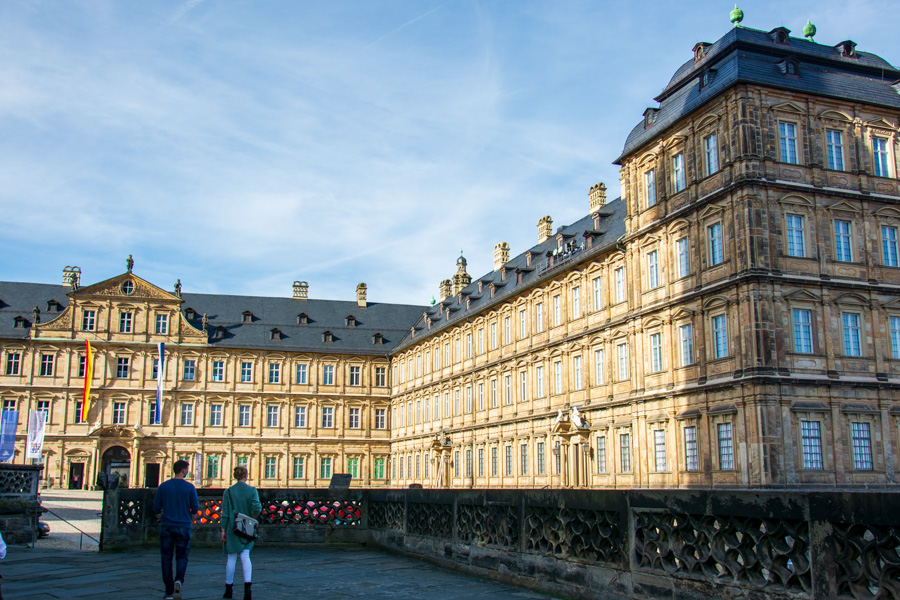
18, 490, 560, 599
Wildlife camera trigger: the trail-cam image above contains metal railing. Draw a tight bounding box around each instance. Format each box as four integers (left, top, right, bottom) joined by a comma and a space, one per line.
41, 506, 100, 550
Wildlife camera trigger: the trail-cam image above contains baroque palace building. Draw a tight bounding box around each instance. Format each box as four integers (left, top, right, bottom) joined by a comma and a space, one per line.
3, 20, 900, 490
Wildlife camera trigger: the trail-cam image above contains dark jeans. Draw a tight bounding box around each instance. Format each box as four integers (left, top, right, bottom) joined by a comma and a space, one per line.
160, 524, 192, 595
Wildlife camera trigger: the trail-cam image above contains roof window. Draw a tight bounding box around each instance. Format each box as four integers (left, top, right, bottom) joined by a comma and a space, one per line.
185, 308, 196, 320
47, 300, 61, 312
372, 333, 384, 345
768, 27, 791, 46
323, 331, 334, 343
835, 40, 857, 58
693, 42, 712, 64
13, 316, 27, 328
214, 326, 226, 339
242, 311, 254, 323
777, 57, 801, 77
297, 313, 308, 325
643, 107, 659, 130
345, 315, 357, 327
270, 328, 281, 341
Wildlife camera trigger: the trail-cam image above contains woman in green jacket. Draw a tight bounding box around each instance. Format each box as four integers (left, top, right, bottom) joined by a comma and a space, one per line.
220, 466, 262, 599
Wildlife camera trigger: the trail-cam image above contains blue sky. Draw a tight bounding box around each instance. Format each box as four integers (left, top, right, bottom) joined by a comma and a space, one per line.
2, 1, 898, 306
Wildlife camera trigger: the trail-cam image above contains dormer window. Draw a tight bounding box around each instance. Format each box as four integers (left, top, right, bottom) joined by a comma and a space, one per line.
13, 316, 26, 328
835, 40, 857, 58
516, 271, 523, 285
490, 284, 495, 298
500, 267, 506, 281
693, 42, 712, 64
297, 313, 308, 325
270, 328, 281, 341
323, 330, 334, 343
185, 308, 196, 320
593, 213, 602, 229
214, 326, 226, 339
47, 300, 61, 312
768, 27, 791, 46
345, 315, 356, 327
372, 333, 384, 345
242, 311, 253, 323
643, 107, 659, 130
478, 281, 483, 293
699, 68, 717, 89
778, 57, 801, 77
525, 251, 532, 267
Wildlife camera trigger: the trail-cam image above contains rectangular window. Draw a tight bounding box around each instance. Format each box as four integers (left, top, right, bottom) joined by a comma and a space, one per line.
573, 356, 583, 389
647, 250, 659, 289
708, 222, 723, 266
679, 324, 694, 366
503, 375, 511, 405
684, 426, 698, 471
786, 214, 806, 257
268, 363, 280, 384
235, 456, 249, 469
40, 354, 54, 377
851, 422, 873, 470
645, 169, 657, 207
800, 420, 823, 470
712, 314, 728, 359
491, 447, 498, 477
477, 448, 484, 477
594, 349, 605, 384
592, 277, 602, 311
793, 309, 813, 354
238, 404, 251, 427
373, 457, 385, 479
504, 317, 511, 345
113, 402, 126, 425
212, 360, 224, 382
82, 310, 96, 331
891, 317, 900, 360
455, 339, 460, 362
619, 433, 632, 473
240, 361, 252, 383
206, 456, 220, 479
673, 152, 686, 192
826, 129, 844, 170
155, 313, 168, 335
596, 436, 606, 474
613, 268, 625, 305
444, 343, 450, 366
535, 366, 544, 397
520, 444, 528, 476
572, 286, 581, 318
654, 429, 666, 472
466, 333, 473, 357
36, 399, 50, 418
882, 226, 899, 267
478, 383, 484, 410
519, 371, 527, 402
183, 359, 195, 381
842, 313, 862, 357
115, 357, 129, 379
490, 379, 497, 407
616, 343, 628, 380
553, 295, 561, 326
266, 405, 279, 428
490, 323, 497, 349
180, 403, 193, 426
375, 408, 386, 429
320, 457, 332, 480
292, 456, 305, 479
321, 406, 334, 428
322, 365, 334, 385
209, 404, 222, 426
293, 406, 307, 428
676, 237, 690, 278
650, 333, 663, 373
553, 361, 562, 394
464, 450, 471, 478
5, 353, 20, 376
834, 220, 853, 262
704, 133, 718, 175
779, 122, 798, 164
74, 400, 84, 423
717, 423, 734, 470
79, 355, 86, 378
537, 442, 545, 476
375, 367, 386, 387
535, 303, 544, 333
504, 445, 513, 477
348, 365, 361, 386
119, 311, 132, 333
264, 457, 277, 479
873, 137, 891, 178
349, 407, 360, 429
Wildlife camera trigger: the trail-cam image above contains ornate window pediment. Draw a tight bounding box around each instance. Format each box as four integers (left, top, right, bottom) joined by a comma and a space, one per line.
702, 295, 730, 310
784, 289, 820, 302
833, 292, 869, 307
770, 101, 805, 116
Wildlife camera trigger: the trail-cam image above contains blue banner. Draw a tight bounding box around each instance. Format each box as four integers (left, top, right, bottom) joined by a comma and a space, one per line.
0, 411, 19, 462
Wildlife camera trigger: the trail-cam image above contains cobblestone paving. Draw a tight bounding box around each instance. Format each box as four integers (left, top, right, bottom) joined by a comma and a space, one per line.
37, 490, 103, 551
2, 545, 559, 599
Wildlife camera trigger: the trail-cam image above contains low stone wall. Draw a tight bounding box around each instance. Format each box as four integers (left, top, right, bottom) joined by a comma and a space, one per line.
0, 464, 42, 545
102, 487, 900, 599
101, 487, 366, 550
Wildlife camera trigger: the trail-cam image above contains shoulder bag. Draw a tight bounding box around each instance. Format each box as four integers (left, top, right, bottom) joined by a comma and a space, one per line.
226, 489, 260, 541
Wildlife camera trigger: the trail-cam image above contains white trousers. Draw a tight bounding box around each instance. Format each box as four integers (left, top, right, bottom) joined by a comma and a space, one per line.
225, 549, 252, 584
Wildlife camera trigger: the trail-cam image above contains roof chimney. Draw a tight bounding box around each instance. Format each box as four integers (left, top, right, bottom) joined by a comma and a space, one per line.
493, 242, 509, 271
293, 281, 309, 300
62, 266, 81, 289
356, 283, 367, 308
589, 182, 607, 212
439, 279, 452, 302
538, 216, 553, 244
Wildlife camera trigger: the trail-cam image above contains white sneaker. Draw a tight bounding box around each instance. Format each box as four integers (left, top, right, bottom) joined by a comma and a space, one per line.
173, 581, 182, 600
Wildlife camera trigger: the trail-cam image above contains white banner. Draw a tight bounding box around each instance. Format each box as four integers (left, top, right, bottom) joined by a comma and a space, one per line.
25, 410, 47, 460
194, 451, 202, 486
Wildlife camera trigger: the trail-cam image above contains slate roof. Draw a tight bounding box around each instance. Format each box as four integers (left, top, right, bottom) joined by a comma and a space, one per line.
617, 26, 900, 163
0, 281, 425, 355
393, 197, 627, 352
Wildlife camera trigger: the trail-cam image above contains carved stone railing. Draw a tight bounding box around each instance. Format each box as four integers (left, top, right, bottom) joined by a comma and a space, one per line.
0, 464, 42, 545
102, 487, 900, 600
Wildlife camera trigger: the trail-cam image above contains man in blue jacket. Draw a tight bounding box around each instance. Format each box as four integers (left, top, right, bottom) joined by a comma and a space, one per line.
153, 460, 200, 600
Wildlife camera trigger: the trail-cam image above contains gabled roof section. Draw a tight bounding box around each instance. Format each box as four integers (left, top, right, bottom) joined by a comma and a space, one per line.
392, 197, 626, 353
616, 25, 900, 164
71, 272, 182, 303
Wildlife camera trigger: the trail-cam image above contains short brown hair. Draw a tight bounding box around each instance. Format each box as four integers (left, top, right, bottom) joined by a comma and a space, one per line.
233, 465, 249, 480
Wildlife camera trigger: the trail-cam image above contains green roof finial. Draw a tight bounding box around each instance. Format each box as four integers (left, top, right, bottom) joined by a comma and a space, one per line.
730, 4, 744, 26
803, 20, 816, 41
430, 296, 436, 306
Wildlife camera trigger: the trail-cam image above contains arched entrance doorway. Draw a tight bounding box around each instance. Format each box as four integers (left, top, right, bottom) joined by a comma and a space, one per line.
101, 446, 131, 489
